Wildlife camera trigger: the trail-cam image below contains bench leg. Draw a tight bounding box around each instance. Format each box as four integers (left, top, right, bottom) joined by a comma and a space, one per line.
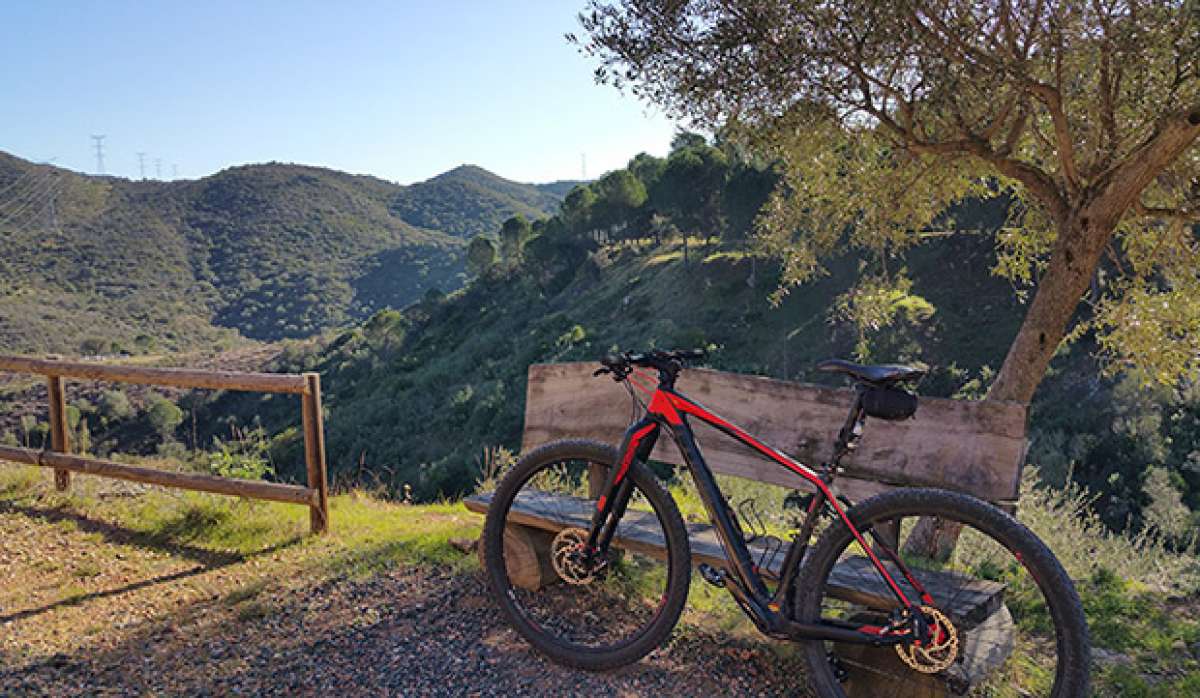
836, 643, 951, 698
480, 523, 559, 591
903, 517, 964, 561
836, 602, 1015, 696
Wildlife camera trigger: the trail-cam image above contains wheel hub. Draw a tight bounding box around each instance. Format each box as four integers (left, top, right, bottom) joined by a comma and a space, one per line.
551, 528, 599, 585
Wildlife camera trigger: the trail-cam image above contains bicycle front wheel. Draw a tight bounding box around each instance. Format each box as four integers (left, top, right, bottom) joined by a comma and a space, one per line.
481, 439, 691, 670
795, 488, 1089, 697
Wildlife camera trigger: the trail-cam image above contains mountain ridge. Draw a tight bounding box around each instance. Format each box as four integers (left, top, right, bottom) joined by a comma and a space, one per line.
0, 151, 568, 353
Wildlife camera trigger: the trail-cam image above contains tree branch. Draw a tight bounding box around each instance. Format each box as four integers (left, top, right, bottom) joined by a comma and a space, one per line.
1092, 104, 1200, 224
1027, 81, 1082, 197
1132, 201, 1200, 224
891, 128, 1069, 222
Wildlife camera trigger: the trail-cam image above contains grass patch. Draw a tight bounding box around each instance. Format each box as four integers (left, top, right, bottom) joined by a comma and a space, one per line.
71, 561, 103, 580
224, 579, 268, 606
317, 495, 481, 577
1099, 665, 1200, 698
0, 465, 41, 495
701, 250, 750, 264
235, 600, 272, 622
0, 462, 482, 586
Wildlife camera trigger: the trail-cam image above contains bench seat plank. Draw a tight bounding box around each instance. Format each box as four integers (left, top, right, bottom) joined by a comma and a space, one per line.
464, 490, 1004, 626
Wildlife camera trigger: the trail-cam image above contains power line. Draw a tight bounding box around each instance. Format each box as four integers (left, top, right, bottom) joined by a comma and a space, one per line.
5, 181, 61, 231
0, 169, 39, 205
0, 172, 60, 229
0, 169, 55, 217
0, 173, 58, 223
91, 134, 106, 174
155, 158, 162, 179
0, 166, 40, 200
137, 152, 147, 180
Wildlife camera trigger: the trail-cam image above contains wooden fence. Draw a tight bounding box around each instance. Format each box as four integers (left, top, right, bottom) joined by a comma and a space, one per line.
0, 355, 330, 534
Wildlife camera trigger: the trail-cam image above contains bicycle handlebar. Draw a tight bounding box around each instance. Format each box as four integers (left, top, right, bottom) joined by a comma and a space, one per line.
594, 348, 707, 379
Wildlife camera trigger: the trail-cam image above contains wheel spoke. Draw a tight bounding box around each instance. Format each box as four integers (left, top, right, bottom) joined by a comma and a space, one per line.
799, 491, 1085, 697
483, 445, 688, 668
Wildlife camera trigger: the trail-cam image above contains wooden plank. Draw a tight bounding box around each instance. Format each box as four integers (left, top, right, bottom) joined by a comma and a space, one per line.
522, 363, 1028, 503
0, 444, 317, 506
302, 373, 330, 534
464, 490, 1004, 624
46, 375, 70, 491
0, 355, 309, 394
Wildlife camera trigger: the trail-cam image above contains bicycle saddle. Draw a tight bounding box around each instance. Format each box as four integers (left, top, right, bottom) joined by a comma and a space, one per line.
816, 358, 926, 384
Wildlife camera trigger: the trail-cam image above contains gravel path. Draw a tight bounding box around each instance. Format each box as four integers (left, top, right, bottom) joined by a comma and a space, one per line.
3, 566, 812, 697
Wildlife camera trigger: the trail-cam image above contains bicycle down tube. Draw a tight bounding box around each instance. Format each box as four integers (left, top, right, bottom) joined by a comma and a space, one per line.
587, 369, 935, 646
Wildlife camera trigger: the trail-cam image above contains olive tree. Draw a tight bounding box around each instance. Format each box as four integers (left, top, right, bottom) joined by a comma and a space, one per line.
578, 0, 1200, 403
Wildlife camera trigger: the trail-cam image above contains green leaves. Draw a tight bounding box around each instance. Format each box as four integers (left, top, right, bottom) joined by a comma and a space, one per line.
830, 271, 936, 361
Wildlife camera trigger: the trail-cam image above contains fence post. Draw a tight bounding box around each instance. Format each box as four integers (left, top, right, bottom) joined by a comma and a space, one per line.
47, 375, 70, 491
301, 373, 329, 534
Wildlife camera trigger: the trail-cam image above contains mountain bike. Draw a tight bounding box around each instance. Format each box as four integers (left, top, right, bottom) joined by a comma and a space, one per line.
481, 349, 1089, 697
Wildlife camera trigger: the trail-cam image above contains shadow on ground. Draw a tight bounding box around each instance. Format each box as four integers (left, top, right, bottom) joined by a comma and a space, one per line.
2, 558, 813, 697
0, 499, 303, 626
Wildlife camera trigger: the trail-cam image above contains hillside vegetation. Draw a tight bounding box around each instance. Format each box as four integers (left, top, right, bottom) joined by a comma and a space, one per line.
5, 136, 1195, 540
0, 152, 565, 353
389, 165, 574, 238
174, 137, 1195, 545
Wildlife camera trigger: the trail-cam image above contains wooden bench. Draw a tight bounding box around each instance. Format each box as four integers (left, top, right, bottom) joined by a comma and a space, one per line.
465, 362, 1029, 696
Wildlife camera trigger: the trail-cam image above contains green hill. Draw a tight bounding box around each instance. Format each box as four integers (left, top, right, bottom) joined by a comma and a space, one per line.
388, 165, 567, 238
0, 153, 566, 353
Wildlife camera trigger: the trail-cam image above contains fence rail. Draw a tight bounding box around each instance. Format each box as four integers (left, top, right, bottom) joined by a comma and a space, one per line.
0, 355, 330, 534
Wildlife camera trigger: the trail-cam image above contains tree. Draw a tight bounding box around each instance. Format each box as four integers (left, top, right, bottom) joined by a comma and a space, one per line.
466, 235, 497, 276
671, 130, 708, 153
146, 396, 184, 440
580, 0, 1200, 403
651, 141, 729, 239
562, 185, 598, 237
592, 169, 649, 236
499, 215, 533, 267
627, 152, 667, 191
98, 389, 133, 423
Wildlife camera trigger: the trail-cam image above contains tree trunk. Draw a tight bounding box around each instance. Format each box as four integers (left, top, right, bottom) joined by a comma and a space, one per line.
987, 215, 1117, 403
904, 214, 1116, 560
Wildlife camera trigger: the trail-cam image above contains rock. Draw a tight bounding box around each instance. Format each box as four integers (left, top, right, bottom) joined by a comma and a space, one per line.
449, 538, 477, 554
1091, 647, 1134, 666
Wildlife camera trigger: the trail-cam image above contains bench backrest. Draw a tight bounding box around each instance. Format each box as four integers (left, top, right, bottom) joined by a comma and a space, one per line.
522, 363, 1029, 506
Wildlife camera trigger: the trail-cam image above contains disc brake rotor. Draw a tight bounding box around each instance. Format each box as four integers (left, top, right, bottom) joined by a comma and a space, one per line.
895, 605, 959, 674
551, 528, 598, 585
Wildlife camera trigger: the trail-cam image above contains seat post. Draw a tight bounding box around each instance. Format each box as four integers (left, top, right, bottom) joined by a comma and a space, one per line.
831, 387, 867, 467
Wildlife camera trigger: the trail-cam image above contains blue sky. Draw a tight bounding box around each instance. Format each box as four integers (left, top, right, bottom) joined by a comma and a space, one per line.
0, 1, 679, 184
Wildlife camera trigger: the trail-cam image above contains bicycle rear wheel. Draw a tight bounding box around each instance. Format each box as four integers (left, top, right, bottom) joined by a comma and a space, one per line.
795, 488, 1089, 697
481, 439, 691, 670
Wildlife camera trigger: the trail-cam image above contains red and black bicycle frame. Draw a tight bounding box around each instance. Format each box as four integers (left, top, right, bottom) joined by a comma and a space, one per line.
585, 366, 937, 647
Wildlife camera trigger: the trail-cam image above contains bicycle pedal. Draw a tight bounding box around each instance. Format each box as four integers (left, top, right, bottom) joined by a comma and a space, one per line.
698, 563, 726, 588
827, 651, 849, 683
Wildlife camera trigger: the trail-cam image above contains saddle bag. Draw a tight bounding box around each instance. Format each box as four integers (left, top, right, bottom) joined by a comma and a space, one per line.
862, 385, 918, 421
